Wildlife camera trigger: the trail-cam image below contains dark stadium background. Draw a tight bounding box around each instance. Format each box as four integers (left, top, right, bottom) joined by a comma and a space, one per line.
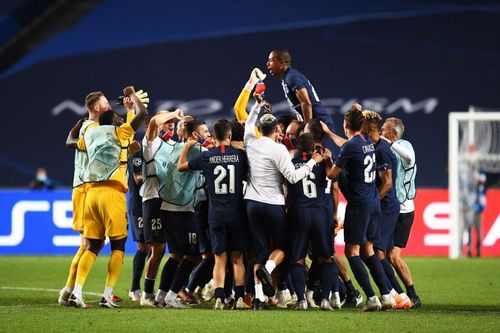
1, 0, 499, 188
0, 0, 499, 256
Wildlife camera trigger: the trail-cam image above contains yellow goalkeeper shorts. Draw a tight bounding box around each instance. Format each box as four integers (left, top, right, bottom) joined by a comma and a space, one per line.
82, 182, 128, 240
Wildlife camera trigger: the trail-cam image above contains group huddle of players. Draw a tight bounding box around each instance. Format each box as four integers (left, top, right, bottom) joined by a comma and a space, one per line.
57, 50, 421, 311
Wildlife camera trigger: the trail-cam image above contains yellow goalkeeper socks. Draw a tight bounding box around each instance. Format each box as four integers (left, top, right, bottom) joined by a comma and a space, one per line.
103, 250, 124, 298
64, 244, 86, 290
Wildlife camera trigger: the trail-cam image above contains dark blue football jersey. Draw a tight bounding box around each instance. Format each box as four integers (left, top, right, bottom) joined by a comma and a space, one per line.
281, 67, 329, 119
334, 134, 378, 205
127, 150, 143, 216
375, 139, 399, 208
288, 150, 327, 208
188, 145, 247, 222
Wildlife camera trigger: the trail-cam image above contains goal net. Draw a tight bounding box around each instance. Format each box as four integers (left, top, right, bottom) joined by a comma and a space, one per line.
448, 107, 500, 259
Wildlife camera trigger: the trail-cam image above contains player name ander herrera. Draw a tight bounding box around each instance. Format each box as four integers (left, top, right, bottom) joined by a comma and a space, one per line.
209, 154, 241, 164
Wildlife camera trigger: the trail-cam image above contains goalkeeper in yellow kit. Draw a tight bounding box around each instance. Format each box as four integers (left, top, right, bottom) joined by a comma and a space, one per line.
65, 86, 148, 308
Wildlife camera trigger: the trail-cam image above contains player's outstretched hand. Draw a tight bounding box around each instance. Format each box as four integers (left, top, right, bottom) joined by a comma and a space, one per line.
351, 103, 362, 112
380, 135, 392, 144
254, 68, 267, 81
135, 89, 149, 108
311, 152, 324, 164
128, 140, 141, 156
253, 91, 264, 103
320, 121, 332, 135
123, 96, 134, 112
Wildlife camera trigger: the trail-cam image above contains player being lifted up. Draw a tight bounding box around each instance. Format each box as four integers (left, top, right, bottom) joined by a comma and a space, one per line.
266, 49, 336, 153
178, 119, 250, 310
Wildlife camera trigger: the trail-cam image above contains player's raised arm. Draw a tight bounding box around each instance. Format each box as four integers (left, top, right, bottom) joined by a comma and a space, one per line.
177, 139, 197, 172
123, 86, 148, 131
275, 144, 323, 184
320, 120, 347, 148
234, 68, 266, 122
243, 99, 261, 143
65, 118, 87, 149
295, 88, 313, 122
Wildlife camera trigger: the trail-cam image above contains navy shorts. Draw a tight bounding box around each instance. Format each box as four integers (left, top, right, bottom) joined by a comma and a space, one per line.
288, 206, 333, 261
142, 198, 166, 244
128, 213, 145, 243
209, 216, 247, 255
343, 200, 381, 245
245, 199, 286, 264
162, 210, 198, 256
195, 201, 211, 254
374, 202, 400, 251
393, 211, 414, 248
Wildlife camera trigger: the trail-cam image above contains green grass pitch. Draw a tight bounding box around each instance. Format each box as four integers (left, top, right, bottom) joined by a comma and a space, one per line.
0, 256, 499, 332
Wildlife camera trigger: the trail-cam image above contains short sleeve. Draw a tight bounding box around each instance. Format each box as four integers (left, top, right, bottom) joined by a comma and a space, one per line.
287, 71, 308, 92
117, 122, 136, 142
77, 136, 86, 151
376, 146, 392, 171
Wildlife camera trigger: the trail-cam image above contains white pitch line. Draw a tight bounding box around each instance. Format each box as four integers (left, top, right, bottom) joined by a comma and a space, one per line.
1, 286, 102, 297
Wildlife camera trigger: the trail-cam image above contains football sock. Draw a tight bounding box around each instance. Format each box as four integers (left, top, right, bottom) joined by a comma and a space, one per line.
214, 287, 225, 301
131, 250, 148, 291
289, 263, 306, 301
105, 250, 124, 294
344, 279, 356, 294
65, 244, 86, 289
278, 264, 288, 290
338, 277, 347, 300
73, 283, 83, 299
245, 267, 255, 294
381, 258, 404, 294
347, 256, 375, 298
265, 260, 276, 274
170, 259, 195, 293
364, 255, 390, 295
199, 258, 215, 287
307, 261, 319, 290
144, 278, 155, 294
74, 250, 97, 296
103, 286, 113, 299
330, 262, 340, 293
319, 262, 334, 300
224, 269, 233, 298
234, 286, 245, 300
286, 275, 295, 294
406, 284, 417, 298
254, 284, 265, 302
158, 257, 180, 292
187, 258, 214, 291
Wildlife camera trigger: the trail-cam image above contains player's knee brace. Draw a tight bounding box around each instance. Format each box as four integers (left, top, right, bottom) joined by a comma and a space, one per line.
110, 238, 127, 252
87, 239, 104, 255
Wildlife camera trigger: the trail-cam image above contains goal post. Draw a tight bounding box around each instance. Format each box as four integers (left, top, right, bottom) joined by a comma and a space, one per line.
448, 109, 500, 259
